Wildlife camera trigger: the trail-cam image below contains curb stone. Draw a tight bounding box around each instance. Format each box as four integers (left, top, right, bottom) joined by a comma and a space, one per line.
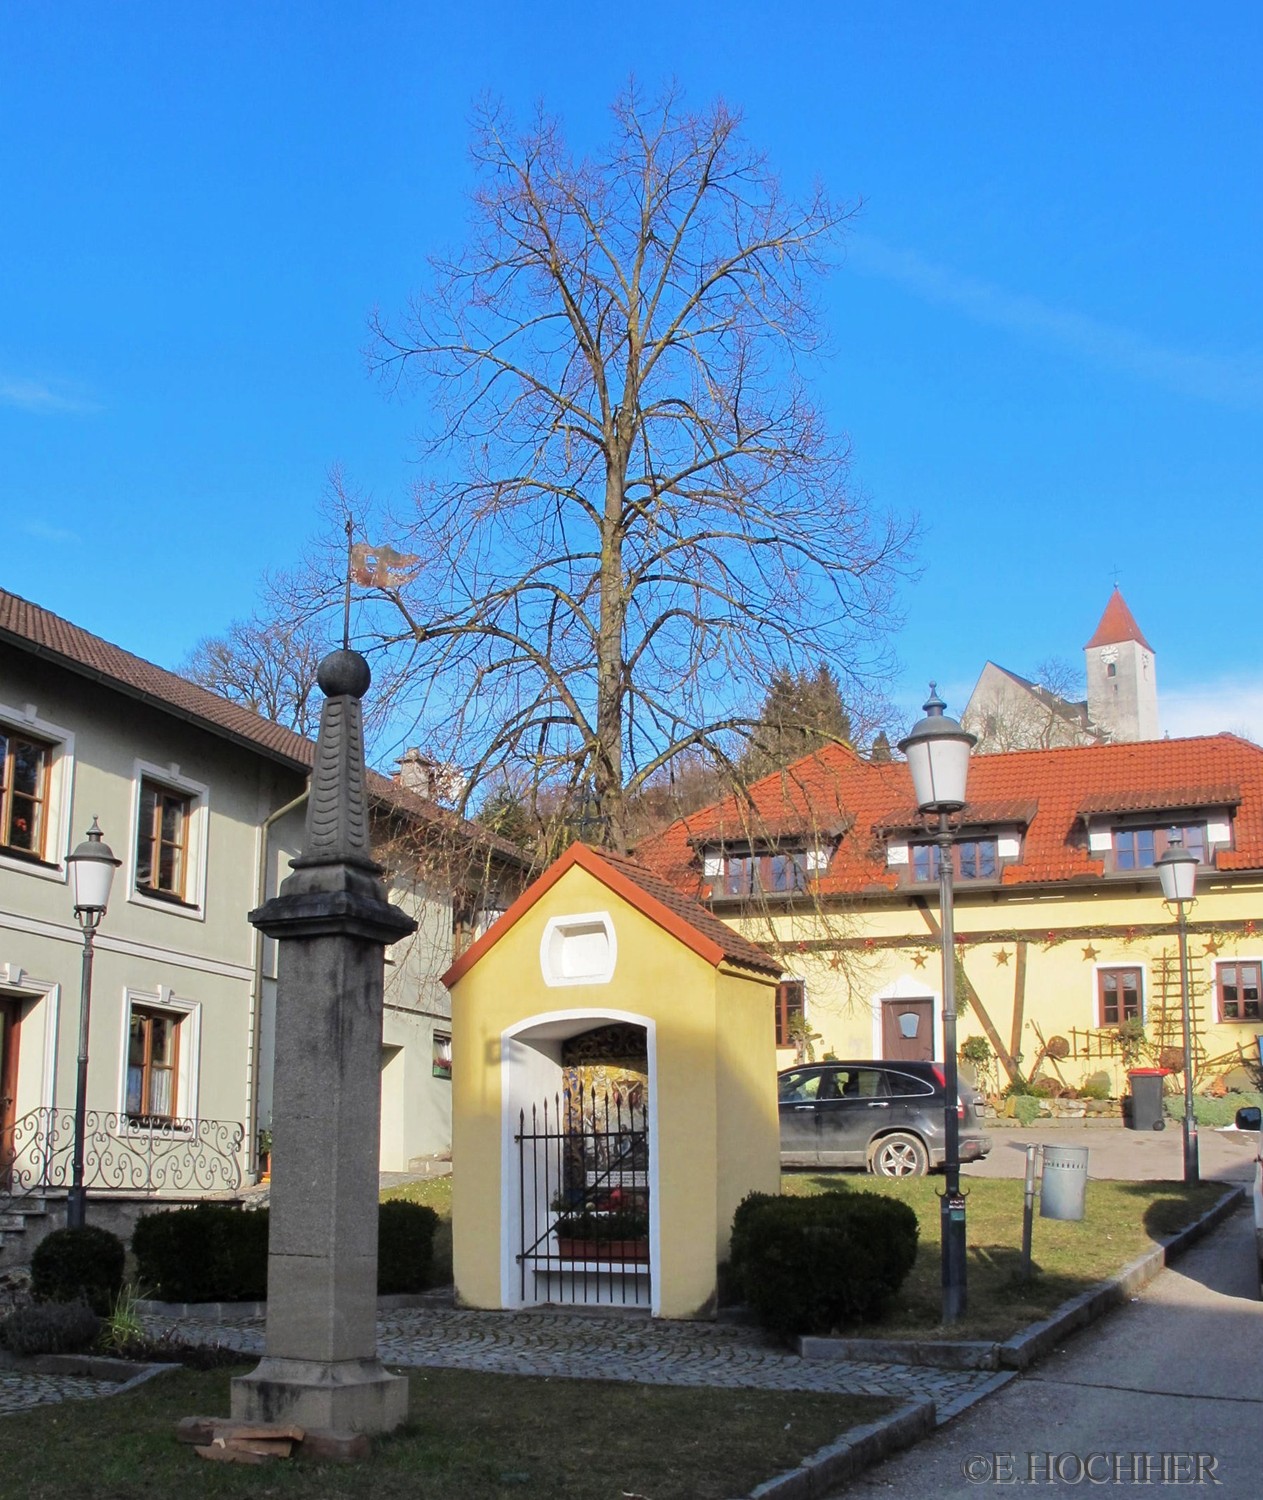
740, 1398, 936, 1500
798, 1335, 998, 1370
996, 1185, 1242, 1370
136, 1291, 433, 1320
796, 1186, 1242, 1376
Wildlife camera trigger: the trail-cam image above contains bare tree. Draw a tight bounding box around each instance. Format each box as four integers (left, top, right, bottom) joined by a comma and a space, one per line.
181, 614, 326, 737
357, 85, 913, 849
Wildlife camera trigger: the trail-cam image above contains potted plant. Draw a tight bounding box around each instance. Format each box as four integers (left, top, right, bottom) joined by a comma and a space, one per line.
552, 1206, 649, 1262
257, 1127, 273, 1182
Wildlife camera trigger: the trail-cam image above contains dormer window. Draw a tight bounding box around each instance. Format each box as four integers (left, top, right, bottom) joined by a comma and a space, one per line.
700, 838, 832, 899
1111, 822, 1208, 873
909, 837, 999, 883
722, 849, 808, 897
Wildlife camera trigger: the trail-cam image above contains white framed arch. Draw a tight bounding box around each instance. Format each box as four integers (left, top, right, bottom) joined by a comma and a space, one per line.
499, 1007, 658, 1312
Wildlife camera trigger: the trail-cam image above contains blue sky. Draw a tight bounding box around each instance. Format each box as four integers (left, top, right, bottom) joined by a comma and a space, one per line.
3, 2, 1260, 744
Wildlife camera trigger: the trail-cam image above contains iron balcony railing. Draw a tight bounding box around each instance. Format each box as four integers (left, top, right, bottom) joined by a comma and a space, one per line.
1, 1106, 244, 1209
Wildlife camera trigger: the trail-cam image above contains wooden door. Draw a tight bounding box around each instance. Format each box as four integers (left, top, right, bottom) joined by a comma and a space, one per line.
881, 997, 934, 1062
0, 998, 20, 1190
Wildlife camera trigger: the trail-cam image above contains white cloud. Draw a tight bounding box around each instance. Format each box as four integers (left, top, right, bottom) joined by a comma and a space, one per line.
22, 520, 82, 545
1161, 679, 1263, 744
847, 237, 1263, 413
0, 376, 100, 415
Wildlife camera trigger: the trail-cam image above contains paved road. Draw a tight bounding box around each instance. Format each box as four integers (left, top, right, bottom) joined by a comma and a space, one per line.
846, 1203, 1263, 1498
964, 1122, 1258, 1185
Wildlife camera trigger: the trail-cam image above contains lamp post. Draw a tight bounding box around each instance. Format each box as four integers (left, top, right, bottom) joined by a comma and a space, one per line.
65, 819, 120, 1229
1155, 833, 1198, 1185
899, 686, 976, 1324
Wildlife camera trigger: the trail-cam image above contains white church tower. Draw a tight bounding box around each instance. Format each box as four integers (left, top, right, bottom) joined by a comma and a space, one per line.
1084, 588, 1159, 742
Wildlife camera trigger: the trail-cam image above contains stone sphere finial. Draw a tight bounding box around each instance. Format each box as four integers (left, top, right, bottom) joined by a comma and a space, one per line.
317, 648, 372, 700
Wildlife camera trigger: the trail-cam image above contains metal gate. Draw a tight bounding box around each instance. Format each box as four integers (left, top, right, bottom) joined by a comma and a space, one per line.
515, 1083, 650, 1307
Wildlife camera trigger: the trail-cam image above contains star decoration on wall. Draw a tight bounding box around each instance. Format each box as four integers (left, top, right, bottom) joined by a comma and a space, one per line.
1082, 944, 1099, 961
1203, 938, 1221, 957
912, 951, 929, 969
994, 949, 1011, 966
828, 956, 843, 970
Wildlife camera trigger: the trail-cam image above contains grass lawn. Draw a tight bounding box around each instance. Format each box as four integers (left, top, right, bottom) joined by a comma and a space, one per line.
780, 1172, 1228, 1340
0, 1364, 892, 1500
378, 1170, 1227, 1341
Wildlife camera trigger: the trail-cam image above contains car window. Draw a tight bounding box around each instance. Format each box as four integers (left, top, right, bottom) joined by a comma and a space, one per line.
884, 1070, 935, 1097
779, 1069, 824, 1102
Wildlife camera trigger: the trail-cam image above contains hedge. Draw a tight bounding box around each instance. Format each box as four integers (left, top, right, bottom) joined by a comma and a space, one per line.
729, 1189, 919, 1339
30, 1226, 126, 1316
133, 1200, 440, 1302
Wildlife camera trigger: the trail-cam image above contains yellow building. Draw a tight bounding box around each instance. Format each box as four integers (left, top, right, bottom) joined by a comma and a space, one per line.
636, 735, 1263, 1103
442, 843, 781, 1319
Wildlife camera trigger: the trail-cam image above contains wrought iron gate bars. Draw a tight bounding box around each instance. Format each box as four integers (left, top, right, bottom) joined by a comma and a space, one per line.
515, 1082, 649, 1307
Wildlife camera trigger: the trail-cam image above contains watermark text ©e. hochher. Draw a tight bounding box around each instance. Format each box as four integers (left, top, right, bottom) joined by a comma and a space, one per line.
962, 1452, 1222, 1486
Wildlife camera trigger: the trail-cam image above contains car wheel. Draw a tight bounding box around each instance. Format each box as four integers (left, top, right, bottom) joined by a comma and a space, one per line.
869, 1133, 929, 1178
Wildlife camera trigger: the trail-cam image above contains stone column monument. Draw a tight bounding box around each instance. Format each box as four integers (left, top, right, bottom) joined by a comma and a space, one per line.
231, 647, 416, 1435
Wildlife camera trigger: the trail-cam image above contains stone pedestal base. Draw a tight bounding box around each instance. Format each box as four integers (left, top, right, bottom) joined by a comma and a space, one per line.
231, 1356, 408, 1435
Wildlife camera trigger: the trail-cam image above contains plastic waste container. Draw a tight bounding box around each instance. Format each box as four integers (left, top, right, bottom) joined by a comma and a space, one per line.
1040, 1145, 1088, 1221
1127, 1067, 1169, 1131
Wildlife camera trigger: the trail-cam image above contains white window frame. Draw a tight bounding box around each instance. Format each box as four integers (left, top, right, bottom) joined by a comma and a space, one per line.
1093, 962, 1146, 1028
1213, 957, 1263, 1024
0, 701, 75, 885
116, 985, 201, 1131
539, 911, 617, 987
127, 760, 209, 919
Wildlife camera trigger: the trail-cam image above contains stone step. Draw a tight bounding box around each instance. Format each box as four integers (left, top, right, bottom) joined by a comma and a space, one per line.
405, 1155, 452, 1177
0, 1199, 50, 1233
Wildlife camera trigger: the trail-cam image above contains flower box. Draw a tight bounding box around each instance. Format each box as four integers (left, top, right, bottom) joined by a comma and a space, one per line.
555, 1237, 649, 1263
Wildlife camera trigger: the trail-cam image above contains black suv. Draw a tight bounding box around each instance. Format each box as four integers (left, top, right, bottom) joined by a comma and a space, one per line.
778, 1060, 993, 1177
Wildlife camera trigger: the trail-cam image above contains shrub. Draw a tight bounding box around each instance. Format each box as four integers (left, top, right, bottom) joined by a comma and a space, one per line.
1078, 1076, 1111, 1101
1004, 1094, 1042, 1125
132, 1204, 268, 1303
1164, 1091, 1263, 1129
378, 1201, 440, 1294
30, 1227, 125, 1316
728, 1190, 918, 1338
134, 1200, 440, 1301
0, 1300, 101, 1357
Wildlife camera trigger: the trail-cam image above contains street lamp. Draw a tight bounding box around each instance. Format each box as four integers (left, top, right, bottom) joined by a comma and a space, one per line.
65, 819, 120, 1229
1155, 832, 1199, 1185
899, 685, 976, 1324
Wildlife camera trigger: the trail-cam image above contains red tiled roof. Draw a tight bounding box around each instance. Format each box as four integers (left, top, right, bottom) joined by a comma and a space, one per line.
0, 588, 523, 863
1077, 786, 1240, 818
634, 735, 1263, 899
877, 799, 1040, 832
1084, 588, 1154, 652
442, 843, 784, 988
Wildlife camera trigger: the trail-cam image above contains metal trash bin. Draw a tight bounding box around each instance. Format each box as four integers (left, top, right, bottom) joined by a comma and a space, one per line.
1040, 1145, 1088, 1221
1127, 1067, 1169, 1131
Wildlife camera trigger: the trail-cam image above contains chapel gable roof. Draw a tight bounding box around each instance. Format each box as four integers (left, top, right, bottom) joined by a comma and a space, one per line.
442, 842, 784, 988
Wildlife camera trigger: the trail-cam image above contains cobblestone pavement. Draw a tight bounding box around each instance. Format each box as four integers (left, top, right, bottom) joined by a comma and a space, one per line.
0, 1368, 122, 1416
136, 1304, 998, 1412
